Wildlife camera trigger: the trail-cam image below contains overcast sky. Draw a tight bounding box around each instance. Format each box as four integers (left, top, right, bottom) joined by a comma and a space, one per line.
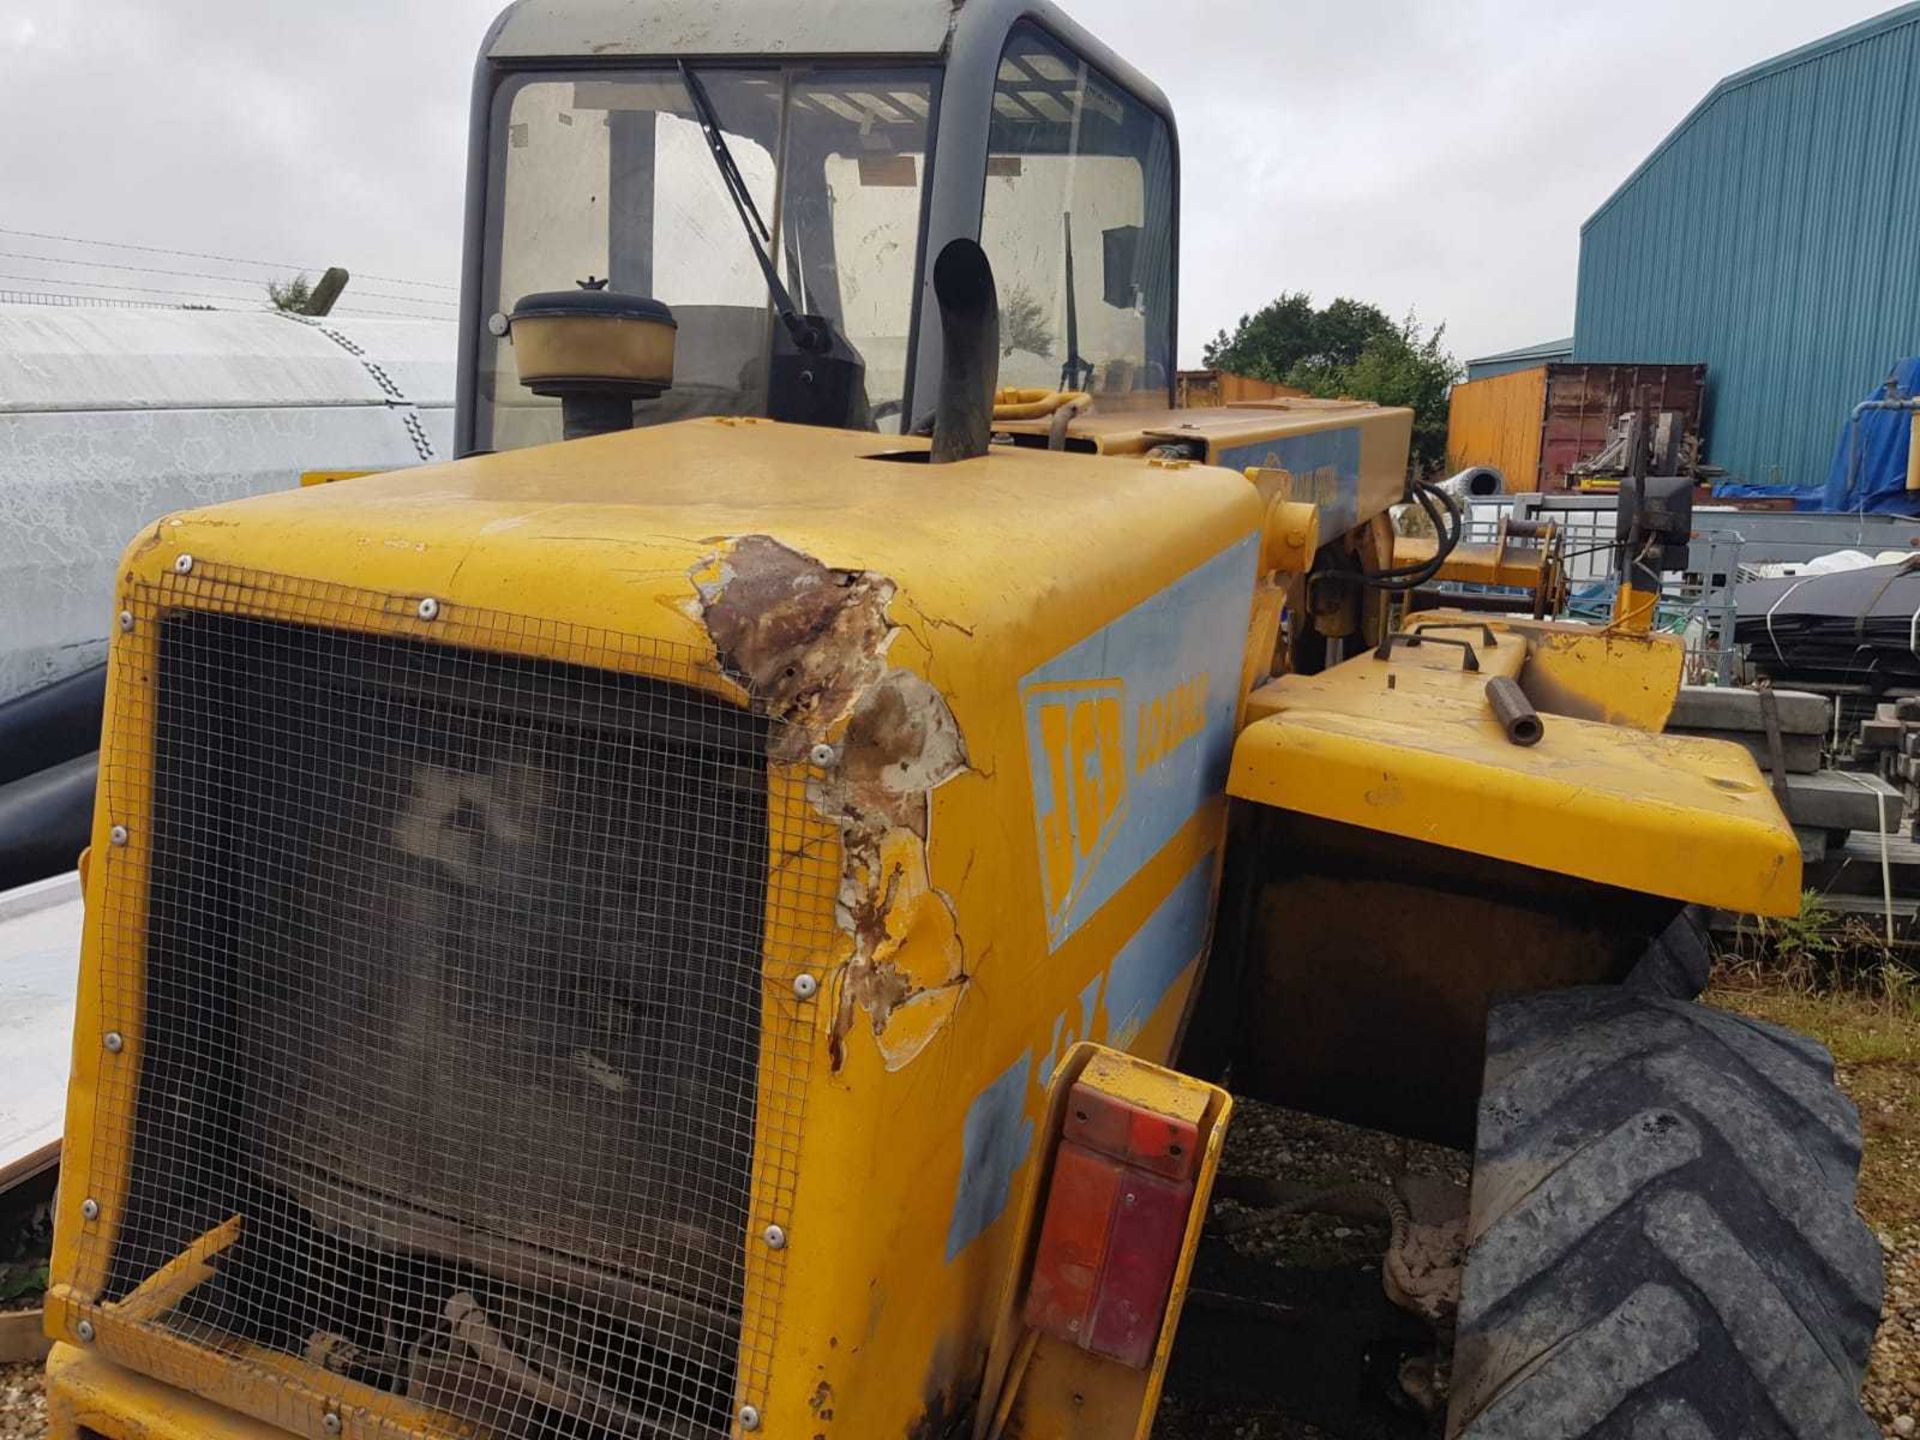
0, 0, 1895, 365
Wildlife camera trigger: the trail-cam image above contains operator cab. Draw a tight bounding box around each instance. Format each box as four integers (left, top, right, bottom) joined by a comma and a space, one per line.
456, 0, 1178, 454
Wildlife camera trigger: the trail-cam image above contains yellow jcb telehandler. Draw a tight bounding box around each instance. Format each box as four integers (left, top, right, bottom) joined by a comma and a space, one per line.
40, 3, 1879, 1438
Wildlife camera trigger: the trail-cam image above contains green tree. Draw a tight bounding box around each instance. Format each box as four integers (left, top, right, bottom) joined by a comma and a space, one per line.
1312, 297, 1398, 369
266, 273, 314, 313
1202, 292, 1312, 379
1286, 312, 1462, 475
1201, 292, 1396, 381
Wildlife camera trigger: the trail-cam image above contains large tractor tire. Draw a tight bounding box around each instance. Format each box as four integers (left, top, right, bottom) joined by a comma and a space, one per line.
1622, 906, 1713, 1001
1448, 988, 1883, 1439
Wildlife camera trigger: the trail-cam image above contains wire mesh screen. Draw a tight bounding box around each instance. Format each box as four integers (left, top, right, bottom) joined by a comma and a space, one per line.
80, 566, 829, 1440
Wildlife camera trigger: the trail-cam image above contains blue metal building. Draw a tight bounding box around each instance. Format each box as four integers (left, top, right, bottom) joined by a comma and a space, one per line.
1573, 3, 1920, 490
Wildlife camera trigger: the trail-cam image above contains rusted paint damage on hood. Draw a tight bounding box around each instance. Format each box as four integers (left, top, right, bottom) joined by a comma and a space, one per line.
690, 535, 969, 1071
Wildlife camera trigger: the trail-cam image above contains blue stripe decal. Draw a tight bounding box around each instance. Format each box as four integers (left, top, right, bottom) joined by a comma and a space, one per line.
1104, 851, 1216, 1049
1215, 426, 1362, 538
945, 1051, 1035, 1261
942, 851, 1218, 1261
1019, 534, 1258, 950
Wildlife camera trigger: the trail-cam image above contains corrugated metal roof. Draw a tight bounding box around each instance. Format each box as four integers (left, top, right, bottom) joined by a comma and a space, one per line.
1585, 2, 1920, 232
1574, 4, 1920, 489
1464, 336, 1573, 381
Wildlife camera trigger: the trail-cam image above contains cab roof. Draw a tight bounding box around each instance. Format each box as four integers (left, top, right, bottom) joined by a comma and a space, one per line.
484, 0, 965, 60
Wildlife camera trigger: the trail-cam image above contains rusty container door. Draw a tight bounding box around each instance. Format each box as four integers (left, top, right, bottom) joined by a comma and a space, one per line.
1539, 362, 1707, 490
1445, 365, 1548, 490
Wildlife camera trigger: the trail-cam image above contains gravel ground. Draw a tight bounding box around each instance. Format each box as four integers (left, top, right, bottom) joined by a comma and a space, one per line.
1872, 1232, 1920, 1439
0, 1364, 44, 1438
1155, 1098, 1466, 1440
0, 981, 1912, 1439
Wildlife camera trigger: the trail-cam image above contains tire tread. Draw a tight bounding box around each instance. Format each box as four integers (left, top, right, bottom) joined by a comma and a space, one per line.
1448, 988, 1881, 1440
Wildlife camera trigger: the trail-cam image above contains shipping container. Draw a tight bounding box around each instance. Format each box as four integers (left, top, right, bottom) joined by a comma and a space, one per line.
1445, 361, 1706, 491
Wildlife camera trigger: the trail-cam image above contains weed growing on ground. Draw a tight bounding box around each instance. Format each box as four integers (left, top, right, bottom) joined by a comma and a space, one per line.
1719, 890, 1920, 1008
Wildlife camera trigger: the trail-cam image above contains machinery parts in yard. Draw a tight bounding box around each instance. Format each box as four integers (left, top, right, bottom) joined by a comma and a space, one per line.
26, 2, 1877, 1437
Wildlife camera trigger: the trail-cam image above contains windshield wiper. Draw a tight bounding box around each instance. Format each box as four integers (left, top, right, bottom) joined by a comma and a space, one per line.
678, 62, 819, 354
1060, 212, 1091, 392
676, 62, 867, 428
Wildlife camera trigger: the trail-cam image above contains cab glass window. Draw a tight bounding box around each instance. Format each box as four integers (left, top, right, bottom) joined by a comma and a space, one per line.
480, 67, 937, 450
979, 24, 1175, 404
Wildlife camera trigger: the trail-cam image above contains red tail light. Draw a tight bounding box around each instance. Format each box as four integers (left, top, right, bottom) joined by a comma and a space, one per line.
1023, 1079, 1199, 1368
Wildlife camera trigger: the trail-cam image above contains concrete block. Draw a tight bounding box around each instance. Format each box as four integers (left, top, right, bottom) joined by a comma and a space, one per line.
1670, 729, 1821, 774
1877, 702, 1900, 723
1794, 826, 1830, 863
1896, 697, 1920, 722
1859, 719, 1905, 750
1669, 686, 1829, 736
1781, 770, 1901, 833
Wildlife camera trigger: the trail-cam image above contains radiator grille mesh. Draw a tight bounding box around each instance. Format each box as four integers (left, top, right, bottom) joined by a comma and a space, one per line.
76, 566, 832, 1440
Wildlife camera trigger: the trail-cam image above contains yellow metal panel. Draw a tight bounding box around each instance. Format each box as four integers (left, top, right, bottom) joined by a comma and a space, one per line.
1231, 639, 1800, 916
1497, 616, 1684, 730
298, 469, 380, 486
1216, 372, 1307, 404
1245, 616, 1525, 728
1446, 367, 1547, 488
1394, 536, 1545, 590
52, 416, 1266, 1439
1285, 611, 1683, 733
1159, 406, 1411, 542
993, 399, 1411, 524
44, 1344, 299, 1440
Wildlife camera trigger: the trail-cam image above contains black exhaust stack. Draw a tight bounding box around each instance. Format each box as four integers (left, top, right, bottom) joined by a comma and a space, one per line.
929, 239, 1000, 464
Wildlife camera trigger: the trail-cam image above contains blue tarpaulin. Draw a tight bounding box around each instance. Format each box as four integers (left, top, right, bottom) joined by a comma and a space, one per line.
1711, 357, 1920, 514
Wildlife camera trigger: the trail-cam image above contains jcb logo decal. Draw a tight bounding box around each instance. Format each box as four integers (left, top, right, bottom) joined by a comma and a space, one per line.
1027, 680, 1129, 937
1018, 535, 1262, 950
1137, 672, 1209, 771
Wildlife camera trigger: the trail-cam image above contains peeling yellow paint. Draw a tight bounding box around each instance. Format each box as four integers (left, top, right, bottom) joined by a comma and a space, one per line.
690, 535, 971, 1070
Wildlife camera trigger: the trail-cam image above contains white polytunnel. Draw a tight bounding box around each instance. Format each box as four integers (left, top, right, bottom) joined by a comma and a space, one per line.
0, 305, 455, 702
